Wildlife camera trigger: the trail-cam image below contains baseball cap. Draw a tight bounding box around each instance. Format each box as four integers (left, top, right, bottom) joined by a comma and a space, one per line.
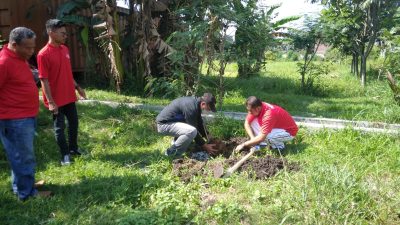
202, 93, 216, 112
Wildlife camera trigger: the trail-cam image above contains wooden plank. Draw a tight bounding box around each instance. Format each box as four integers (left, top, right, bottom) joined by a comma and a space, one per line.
0, 9, 11, 25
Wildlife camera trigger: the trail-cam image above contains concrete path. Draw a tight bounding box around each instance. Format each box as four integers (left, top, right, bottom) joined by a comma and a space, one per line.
80, 99, 400, 135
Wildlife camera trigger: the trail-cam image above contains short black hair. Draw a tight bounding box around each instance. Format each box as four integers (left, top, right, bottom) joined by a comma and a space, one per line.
9, 27, 36, 45
246, 96, 262, 108
201, 93, 217, 112
46, 19, 66, 32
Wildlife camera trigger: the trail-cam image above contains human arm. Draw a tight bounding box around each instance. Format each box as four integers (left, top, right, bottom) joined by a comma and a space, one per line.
235, 111, 273, 151
40, 78, 58, 114
244, 119, 256, 139
74, 80, 86, 99
235, 133, 267, 152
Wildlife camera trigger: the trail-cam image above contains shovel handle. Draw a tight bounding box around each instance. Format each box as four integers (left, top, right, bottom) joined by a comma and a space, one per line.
223, 147, 256, 178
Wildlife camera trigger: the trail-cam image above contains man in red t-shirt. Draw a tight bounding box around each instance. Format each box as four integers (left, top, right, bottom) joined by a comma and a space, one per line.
235, 96, 298, 151
0, 27, 51, 200
38, 19, 86, 166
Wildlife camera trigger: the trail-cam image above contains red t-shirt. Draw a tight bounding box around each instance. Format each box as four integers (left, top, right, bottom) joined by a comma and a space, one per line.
246, 102, 298, 136
0, 46, 39, 119
37, 43, 76, 107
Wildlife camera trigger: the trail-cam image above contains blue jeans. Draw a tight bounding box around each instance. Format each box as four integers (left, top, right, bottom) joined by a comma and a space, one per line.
53, 102, 79, 157
0, 117, 37, 200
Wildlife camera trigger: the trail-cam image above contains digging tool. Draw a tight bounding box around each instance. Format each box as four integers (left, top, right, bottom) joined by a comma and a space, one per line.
214, 146, 258, 178
202, 122, 210, 142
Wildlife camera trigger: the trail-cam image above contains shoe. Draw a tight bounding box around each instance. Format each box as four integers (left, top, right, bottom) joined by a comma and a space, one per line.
61, 154, 71, 166
19, 191, 53, 201
164, 148, 178, 156
34, 180, 45, 188
70, 149, 82, 156
36, 191, 53, 198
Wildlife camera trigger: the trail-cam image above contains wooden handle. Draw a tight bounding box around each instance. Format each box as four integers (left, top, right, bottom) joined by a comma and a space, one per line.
223, 147, 256, 178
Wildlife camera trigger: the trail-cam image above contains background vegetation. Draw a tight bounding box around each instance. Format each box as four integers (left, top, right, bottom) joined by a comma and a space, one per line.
1, 0, 400, 224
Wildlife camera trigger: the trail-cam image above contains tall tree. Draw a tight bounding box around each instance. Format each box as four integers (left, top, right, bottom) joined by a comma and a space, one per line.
315, 0, 399, 86
290, 17, 323, 92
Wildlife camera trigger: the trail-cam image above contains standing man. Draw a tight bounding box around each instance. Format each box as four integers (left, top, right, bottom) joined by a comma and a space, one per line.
156, 93, 218, 157
235, 96, 298, 152
0, 27, 50, 200
38, 19, 86, 166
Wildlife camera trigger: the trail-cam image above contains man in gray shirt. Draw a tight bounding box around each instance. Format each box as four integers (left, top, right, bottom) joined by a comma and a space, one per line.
156, 93, 217, 156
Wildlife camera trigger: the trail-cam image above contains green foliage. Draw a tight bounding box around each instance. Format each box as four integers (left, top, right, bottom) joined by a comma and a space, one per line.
296, 62, 332, 96
290, 17, 324, 93
1, 63, 400, 224
317, 0, 400, 86
0, 35, 5, 48
145, 76, 185, 98
324, 48, 346, 63
56, 0, 90, 18
194, 202, 247, 224
286, 50, 300, 61
232, 0, 274, 78
207, 115, 245, 139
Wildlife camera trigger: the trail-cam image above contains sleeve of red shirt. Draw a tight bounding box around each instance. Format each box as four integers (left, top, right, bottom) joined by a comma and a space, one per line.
260, 110, 275, 134
37, 53, 49, 79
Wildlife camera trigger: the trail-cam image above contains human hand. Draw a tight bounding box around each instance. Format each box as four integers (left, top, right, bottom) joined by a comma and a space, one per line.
48, 102, 58, 115
234, 143, 245, 152
76, 86, 87, 100
202, 143, 218, 155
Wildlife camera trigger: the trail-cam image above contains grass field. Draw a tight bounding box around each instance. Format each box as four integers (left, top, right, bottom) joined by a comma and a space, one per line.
86, 61, 400, 123
1, 61, 399, 224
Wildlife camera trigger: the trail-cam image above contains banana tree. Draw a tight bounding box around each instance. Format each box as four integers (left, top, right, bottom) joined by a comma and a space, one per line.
57, 0, 124, 92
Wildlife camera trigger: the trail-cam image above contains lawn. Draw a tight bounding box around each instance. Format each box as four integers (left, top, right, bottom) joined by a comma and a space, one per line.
85, 61, 400, 123
1, 61, 399, 224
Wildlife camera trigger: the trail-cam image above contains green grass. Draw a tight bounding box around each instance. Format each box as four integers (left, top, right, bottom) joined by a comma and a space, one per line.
85, 61, 400, 123
1, 103, 399, 224
1, 60, 399, 224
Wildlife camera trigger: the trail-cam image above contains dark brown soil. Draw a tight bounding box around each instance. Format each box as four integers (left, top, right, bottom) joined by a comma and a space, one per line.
191, 137, 250, 157
173, 137, 300, 182
172, 159, 206, 183
226, 155, 300, 179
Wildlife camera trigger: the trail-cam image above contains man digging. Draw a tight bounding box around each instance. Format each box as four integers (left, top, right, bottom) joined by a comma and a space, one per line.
156, 93, 218, 157
235, 96, 298, 152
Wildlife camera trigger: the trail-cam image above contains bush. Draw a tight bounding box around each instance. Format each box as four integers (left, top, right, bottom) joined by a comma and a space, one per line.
287, 50, 300, 61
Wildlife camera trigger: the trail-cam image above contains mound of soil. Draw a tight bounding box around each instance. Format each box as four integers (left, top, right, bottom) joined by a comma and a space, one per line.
173, 137, 300, 182
172, 154, 300, 182
191, 137, 249, 158
226, 155, 300, 179
172, 158, 206, 183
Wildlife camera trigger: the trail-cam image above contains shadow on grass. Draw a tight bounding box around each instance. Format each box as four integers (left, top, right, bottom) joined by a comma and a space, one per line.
33, 103, 163, 167
95, 148, 168, 168
0, 173, 172, 225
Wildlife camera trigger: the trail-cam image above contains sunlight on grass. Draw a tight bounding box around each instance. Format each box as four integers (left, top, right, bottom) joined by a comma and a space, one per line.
1, 59, 400, 224
82, 61, 399, 123
1, 103, 399, 224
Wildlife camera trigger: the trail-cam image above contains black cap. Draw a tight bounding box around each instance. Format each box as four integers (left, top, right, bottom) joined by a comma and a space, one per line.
202, 93, 216, 112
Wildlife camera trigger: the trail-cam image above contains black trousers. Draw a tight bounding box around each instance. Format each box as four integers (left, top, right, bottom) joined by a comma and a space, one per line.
53, 102, 79, 157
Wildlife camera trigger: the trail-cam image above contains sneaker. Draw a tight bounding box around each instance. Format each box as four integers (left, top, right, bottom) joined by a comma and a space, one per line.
61, 154, 71, 166
164, 148, 179, 156
70, 149, 82, 156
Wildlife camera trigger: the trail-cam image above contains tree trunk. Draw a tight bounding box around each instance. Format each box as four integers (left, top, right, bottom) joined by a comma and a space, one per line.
360, 54, 367, 86
355, 54, 359, 77
351, 54, 355, 74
